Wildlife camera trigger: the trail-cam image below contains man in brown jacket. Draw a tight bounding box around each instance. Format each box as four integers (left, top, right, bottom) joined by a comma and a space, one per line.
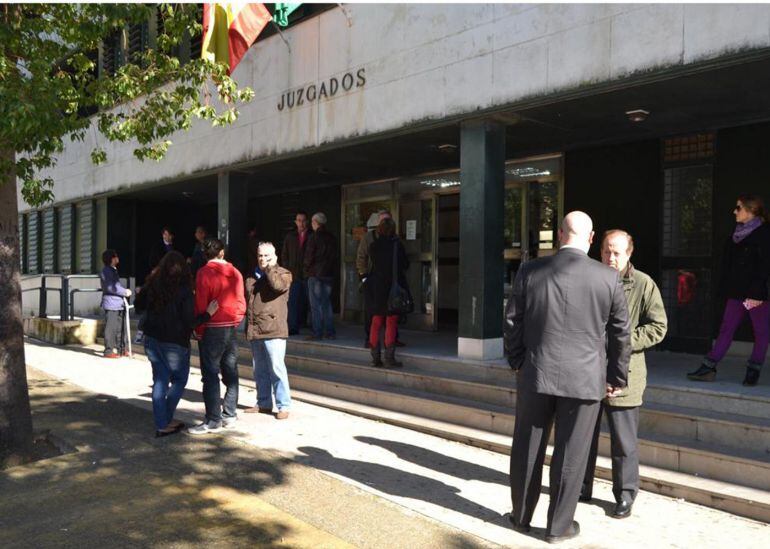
244, 242, 293, 419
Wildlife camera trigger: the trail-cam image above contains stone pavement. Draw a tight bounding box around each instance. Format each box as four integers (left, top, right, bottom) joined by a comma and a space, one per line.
12, 338, 770, 548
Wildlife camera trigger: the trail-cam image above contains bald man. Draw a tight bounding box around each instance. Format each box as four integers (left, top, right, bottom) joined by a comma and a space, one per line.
504, 211, 631, 543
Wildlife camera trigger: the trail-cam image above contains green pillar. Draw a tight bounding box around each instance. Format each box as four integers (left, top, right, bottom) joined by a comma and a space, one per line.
217, 171, 249, 274
457, 119, 505, 360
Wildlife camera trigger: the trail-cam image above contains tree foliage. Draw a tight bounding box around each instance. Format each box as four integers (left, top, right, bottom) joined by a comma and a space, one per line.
0, 3, 254, 207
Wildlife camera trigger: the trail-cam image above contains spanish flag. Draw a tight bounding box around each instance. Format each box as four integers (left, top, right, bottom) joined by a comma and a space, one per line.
201, 3, 271, 74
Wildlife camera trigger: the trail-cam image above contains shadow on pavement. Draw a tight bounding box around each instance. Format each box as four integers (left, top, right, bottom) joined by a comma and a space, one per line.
354, 435, 510, 486
296, 446, 502, 523
0, 372, 303, 548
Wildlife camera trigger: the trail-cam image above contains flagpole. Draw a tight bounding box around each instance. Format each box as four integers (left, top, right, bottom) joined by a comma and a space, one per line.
337, 3, 353, 27
271, 20, 291, 53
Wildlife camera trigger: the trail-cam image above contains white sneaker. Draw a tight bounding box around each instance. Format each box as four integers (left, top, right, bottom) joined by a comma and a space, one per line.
187, 421, 223, 435
222, 417, 238, 429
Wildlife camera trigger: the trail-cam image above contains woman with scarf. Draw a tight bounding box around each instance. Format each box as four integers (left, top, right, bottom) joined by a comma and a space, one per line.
688, 195, 770, 386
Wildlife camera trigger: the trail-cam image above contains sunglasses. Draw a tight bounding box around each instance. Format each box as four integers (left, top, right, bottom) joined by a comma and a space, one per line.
734, 205, 743, 212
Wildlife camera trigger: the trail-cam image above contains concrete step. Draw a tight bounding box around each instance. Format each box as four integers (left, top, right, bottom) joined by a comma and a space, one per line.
287, 388, 770, 524
285, 338, 770, 420
282, 352, 770, 460
125, 335, 770, 487
286, 370, 770, 492
115, 338, 770, 522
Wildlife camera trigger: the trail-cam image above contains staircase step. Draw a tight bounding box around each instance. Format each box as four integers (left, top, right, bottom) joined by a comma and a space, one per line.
287, 388, 770, 524
285, 339, 770, 420
287, 370, 770, 492
283, 352, 770, 458
104, 335, 770, 518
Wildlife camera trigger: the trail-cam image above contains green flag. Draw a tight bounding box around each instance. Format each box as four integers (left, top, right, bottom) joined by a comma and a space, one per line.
274, 3, 301, 27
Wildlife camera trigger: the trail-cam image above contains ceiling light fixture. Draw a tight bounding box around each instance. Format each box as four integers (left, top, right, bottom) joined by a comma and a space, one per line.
625, 109, 649, 123
436, 143, 457, 153
420, 178, 461, 188
506, 167, 551, 178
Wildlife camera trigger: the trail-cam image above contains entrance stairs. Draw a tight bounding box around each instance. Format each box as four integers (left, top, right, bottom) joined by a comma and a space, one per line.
115, 322, 770, 522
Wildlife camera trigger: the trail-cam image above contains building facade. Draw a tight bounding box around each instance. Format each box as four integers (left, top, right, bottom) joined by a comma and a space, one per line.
18, 3, 770, 357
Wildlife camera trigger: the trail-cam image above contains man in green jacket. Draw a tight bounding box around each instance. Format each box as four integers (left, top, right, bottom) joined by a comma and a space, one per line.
581, 229, 668, 519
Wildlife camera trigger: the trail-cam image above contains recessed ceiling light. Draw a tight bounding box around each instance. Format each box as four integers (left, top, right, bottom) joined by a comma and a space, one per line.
436, 144, 457, 153
625, 109, 649, 123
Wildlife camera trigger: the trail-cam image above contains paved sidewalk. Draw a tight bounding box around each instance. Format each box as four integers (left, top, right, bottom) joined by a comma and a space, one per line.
15, 339, 770, 548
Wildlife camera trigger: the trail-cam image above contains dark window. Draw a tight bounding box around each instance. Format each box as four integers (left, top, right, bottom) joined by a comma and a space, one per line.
101, 30, 123, 76
189, 4, 204, 60
18, 214, 26, 274
76, 201, 95, 274
662, 165, 713, 257
27, 212, 41, 275
58, 205, 75, 274
660, 134, 716, 352
127, 21, 149, 65
42, 208, 57, 273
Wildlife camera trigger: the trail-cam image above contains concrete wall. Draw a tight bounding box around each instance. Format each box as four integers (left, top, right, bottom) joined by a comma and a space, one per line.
20, 3, 770, 210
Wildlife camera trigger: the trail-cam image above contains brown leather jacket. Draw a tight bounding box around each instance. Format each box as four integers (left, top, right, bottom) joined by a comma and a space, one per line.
245, 265, 293, 340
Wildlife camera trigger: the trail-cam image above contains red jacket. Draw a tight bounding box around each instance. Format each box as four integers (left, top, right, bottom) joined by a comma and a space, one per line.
194, 260, 246, 337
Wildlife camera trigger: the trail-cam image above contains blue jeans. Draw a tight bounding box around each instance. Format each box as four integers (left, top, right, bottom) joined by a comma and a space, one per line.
250, 338, 291, 411
144, 336, 190, 430
287, 279, 308, 334
308, 276, 335, 337
198, 326, 240, 424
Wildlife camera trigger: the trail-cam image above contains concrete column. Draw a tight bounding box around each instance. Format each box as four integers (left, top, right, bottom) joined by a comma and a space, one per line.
217, 171, 249, 273
457, 120, 505, 360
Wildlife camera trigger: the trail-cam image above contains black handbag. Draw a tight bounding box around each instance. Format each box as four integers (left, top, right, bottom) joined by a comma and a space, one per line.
387, 240, 414, 315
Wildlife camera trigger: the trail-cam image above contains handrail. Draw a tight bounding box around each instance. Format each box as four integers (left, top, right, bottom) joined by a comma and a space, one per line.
69, 288, 102, 320
21, 273, 132, 321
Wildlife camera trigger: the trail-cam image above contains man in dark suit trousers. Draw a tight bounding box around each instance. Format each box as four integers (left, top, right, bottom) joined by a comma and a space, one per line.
504, 211, 631, 544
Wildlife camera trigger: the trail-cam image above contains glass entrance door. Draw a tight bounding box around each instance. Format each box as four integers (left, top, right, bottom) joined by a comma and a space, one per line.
341, 181, 396, 323
397, 194, 436, 330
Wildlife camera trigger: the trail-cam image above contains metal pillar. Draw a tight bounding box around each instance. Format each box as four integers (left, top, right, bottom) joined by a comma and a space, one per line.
457, 119, 505, 360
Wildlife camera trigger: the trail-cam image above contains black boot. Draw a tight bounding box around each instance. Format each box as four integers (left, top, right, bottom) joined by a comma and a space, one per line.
743, 361, 762, 386
370, 345, 384, 368
384, 345, 402, 368
687, 358, 717, 381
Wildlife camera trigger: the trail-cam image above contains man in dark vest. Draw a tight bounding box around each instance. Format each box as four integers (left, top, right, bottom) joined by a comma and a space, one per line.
281, 211, 310, 335
504, 211, 631, 544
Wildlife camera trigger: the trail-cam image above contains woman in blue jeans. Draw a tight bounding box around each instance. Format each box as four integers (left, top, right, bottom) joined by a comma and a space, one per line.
135, 252, 218, 437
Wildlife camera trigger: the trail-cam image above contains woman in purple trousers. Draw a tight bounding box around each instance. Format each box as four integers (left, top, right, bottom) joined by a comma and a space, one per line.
688, 194, 770, 386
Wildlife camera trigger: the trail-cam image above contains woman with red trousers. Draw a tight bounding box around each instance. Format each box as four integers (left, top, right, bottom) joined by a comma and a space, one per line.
365, 218, 409, 368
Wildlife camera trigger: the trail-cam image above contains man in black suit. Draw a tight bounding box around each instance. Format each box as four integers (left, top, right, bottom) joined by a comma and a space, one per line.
504, 211, 631, 544
148, 226, 175, 272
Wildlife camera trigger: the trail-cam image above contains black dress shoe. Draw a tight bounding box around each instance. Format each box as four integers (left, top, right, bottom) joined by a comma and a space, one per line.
507, 514, 531, 533
578, 493, 592, 502
612, 500, 633, 518
545, 521, 580, 544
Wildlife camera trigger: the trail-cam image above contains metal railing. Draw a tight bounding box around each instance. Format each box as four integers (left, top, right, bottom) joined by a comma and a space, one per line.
21, 274, 133, 321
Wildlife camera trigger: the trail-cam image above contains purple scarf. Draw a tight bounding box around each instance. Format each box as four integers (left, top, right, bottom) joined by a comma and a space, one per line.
733, 217, 763, 243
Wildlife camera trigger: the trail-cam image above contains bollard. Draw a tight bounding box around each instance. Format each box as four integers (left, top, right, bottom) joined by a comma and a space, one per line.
60, 276, 69, 321
39, 275, 47, 318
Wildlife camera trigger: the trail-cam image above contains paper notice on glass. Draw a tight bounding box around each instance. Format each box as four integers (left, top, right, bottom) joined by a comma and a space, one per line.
406, 220, 417, 240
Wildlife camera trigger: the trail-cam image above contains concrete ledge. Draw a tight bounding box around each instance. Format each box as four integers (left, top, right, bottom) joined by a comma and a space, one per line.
23, 317, 104, 346
457, 337, 504, 360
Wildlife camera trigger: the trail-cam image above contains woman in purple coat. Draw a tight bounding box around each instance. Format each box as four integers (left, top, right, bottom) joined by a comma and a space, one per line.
688, 195, 770, 386
99, 249, 132, 358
